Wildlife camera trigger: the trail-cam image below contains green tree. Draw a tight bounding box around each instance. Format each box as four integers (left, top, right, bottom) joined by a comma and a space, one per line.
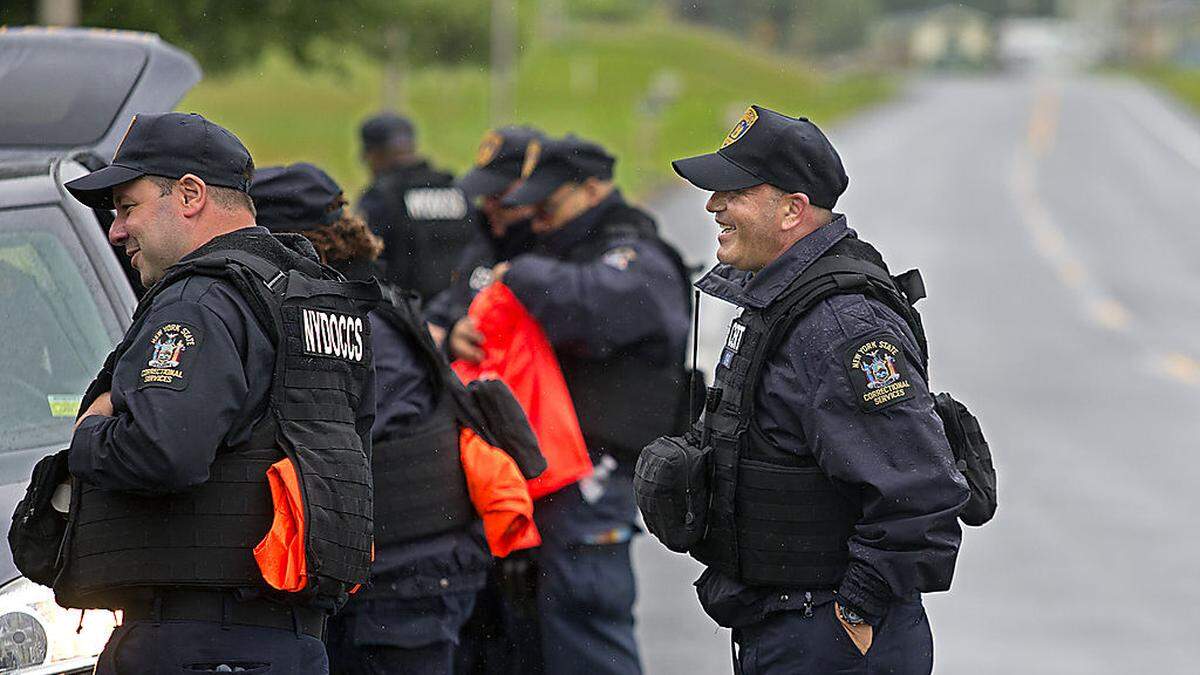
0, 0, 490, 74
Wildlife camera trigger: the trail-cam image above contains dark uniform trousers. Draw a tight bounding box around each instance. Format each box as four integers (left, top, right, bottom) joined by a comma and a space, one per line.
732, 598, 932, 675
326, 592, 478, 675
96, 620, 328, 674
532, 477, 642, 675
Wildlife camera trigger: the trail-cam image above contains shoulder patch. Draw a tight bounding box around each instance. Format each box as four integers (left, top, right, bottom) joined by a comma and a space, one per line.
139, 321, 200, 391
403, 188, 468, 220
601, 246, 638, 270
844, 333, 916, 413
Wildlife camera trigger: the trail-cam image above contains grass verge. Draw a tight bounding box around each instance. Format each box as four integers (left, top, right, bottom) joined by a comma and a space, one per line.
181, 21, 894, 199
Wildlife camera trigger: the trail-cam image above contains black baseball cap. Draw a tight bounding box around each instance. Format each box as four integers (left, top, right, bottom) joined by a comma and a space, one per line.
65, 112, 254, 211
457, 126, 545, 200
360, 112, 415, 151
250, 163, 344, 233
672, 105, 848, 209
502, 134, 615, 206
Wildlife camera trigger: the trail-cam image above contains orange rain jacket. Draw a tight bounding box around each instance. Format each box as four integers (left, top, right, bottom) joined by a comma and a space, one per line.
453, 282, 592, 501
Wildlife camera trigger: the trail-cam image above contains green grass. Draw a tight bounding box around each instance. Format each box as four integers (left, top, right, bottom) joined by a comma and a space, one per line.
180, 21, 894, 199
1137, 66, 1200, 116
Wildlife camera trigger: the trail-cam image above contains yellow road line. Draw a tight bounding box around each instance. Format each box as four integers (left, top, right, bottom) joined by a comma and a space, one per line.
1028, 87, 1060, 157
1160, 353, 1200, 385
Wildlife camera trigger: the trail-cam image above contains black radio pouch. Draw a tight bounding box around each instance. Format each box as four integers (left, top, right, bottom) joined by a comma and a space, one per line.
9, 449, 71, 587
934, 393, 997, 526
634, 432, 710, 553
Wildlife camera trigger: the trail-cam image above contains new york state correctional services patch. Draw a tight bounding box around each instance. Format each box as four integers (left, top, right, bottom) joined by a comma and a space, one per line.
844, 333, 916, 413
139, 321, 200, 391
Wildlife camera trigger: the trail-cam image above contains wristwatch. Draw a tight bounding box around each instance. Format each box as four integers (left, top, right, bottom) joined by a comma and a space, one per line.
838, 603, 866, 626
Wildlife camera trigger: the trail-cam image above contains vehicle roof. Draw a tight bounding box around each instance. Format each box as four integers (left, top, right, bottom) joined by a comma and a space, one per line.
0, 26, 201, 162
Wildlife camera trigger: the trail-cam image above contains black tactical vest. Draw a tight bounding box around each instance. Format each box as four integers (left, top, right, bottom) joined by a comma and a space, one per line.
369, 288, 475, 546
690, 236, 927, 587
55, 244, 379, 612
555, 205, 692, 462
373, 165, 475, 300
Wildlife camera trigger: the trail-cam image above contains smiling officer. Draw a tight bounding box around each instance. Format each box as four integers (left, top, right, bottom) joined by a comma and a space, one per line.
657, 106, 970, 674
57, 113, 378, 674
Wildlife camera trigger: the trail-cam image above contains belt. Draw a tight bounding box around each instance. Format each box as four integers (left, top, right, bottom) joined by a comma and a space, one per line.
122, 590, 327, 640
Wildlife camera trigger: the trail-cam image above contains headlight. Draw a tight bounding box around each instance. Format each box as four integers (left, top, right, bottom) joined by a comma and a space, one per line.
0, 577, 117, 674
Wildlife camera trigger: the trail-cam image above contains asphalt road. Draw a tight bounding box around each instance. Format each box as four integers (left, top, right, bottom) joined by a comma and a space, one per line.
633, 72, 1200, 674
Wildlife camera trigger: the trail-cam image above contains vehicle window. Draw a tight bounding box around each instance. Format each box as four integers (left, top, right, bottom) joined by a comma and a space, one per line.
0, 206, 121, 453
0, 41, 146, 147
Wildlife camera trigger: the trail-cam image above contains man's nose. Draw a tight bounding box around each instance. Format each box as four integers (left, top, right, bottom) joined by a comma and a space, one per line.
705, 192, 725, 213
108, 217, 128, 246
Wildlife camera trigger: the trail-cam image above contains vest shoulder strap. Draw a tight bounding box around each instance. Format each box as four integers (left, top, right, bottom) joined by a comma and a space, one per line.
741, 255, 930, 415
373, 285, 449, 400
372, 285, 502, 444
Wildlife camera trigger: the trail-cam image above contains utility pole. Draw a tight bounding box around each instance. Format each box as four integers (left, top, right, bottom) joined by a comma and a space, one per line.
491, 0, 518, 125
38, 0, 79, 26
541, 0, 565, 42
380, 25, 409, 112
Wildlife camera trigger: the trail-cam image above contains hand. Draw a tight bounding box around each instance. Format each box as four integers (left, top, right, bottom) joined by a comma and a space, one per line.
834, 602, 873, 656
449, 317, 486, 364
492, 261, 512, 284
74, 391, 113, 431
427, 322, 448, 347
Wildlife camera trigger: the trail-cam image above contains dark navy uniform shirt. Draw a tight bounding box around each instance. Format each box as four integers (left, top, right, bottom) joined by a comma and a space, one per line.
503, 191, 691, 545
504, 191, 690, 363
70, 229, 292, 494
424, 217, 535, 330
694, 216, 968, 627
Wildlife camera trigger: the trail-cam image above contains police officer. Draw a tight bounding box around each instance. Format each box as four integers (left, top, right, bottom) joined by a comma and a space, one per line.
432, 127, 544, 675
668, 106, 970, 673
425, 125, 542, 357
249, 163, 491, 675
497, 135, 692, 674
358, 112, 475, 298
59, 113, 378, 673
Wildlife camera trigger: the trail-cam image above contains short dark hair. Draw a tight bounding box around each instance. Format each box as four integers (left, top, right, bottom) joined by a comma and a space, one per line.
145, 174, 256, 217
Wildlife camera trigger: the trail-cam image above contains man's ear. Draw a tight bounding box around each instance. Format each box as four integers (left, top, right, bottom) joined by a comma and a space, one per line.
176, 174, 207, 218
779, 191, 811, 232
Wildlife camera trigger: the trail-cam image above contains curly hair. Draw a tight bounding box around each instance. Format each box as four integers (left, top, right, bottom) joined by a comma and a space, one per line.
300, 195, 384, 265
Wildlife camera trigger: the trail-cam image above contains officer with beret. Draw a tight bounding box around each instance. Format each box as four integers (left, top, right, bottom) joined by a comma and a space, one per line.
666, 106, 970, 673
358, 112, 476, 300
425, 125, 541, 358
250, 163, 492, 675
56, 114, 378, 673
497, 134, 692, 674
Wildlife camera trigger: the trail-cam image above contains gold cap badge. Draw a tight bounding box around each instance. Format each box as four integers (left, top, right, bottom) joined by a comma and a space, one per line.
720, 107, 758, 149
521, 139, 542, 179
475, 130, 503, 168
